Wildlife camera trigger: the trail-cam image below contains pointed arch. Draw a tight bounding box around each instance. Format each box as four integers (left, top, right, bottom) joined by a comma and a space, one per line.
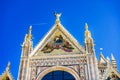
36, 66, 80, 80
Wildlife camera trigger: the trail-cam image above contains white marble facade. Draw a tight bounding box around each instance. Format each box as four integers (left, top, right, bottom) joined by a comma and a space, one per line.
17, 13, 120, 80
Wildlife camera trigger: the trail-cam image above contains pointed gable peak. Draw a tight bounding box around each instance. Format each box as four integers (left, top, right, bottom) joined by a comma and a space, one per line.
29, 13, 85, 57
99, 52, 107, 64
6, 62, 10, 72
0, 62, 13, 80
100, 53, 105, 59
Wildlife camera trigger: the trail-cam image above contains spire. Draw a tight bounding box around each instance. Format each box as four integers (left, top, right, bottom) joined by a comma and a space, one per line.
111, 53, 115, 60
85, 23, 91, 38
84, 23, 94, 54
111, 53, 117, 70
29, 25, 32, 34
21, 25, 33, 57
22, 25, 32, 45
6, 62, 10, 72
27, 25, 32, 40
85, 23, 88, 30
54, 12, 62, 24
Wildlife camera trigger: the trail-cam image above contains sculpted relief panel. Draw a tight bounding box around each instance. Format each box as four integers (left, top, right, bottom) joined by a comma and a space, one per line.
41, 35, 74, 53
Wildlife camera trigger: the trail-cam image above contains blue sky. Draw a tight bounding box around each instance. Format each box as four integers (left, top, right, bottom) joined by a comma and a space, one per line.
0, 0, 120, 79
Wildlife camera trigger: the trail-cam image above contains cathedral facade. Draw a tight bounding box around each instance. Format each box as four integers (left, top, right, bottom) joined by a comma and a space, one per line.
0, 13, 120, 80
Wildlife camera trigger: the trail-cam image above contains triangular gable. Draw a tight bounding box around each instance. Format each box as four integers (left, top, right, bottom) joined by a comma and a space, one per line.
99, 53, 107, 64
30, 22, 85, 57
0, 62, 13, 80
0, 72, 13, 80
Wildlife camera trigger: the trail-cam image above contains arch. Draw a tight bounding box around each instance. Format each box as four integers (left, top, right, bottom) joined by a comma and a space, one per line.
42, 70, 75, 80
36, 66, 80, 80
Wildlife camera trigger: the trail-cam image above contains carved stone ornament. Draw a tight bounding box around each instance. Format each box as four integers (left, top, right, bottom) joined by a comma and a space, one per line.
41, 35, 74, 53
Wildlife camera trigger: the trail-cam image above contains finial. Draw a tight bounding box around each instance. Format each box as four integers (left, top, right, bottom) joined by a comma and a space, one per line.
100, 48, 103, 51
26, 25, 32, 40
85, 23, 88, 30
54, 12, 62, 23
29, 25, 32, 34
85, 23, 91, 37
6, 62, 10, 71
100, 48, 103, 53
106, 56, 110, 61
